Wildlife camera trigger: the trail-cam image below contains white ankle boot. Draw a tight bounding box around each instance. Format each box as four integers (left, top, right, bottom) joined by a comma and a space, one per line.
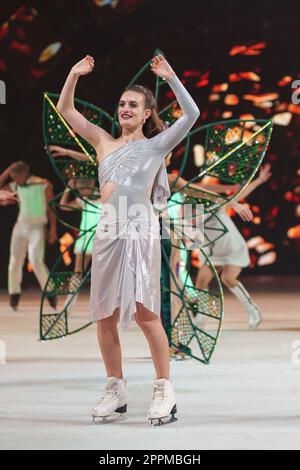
147, 378, 178, 426
246, 302, 262, 330
228, 281, 262, 330
91, 376, 128, 423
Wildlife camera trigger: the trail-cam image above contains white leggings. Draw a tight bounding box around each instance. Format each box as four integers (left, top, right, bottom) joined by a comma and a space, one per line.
8, 222, 50, 294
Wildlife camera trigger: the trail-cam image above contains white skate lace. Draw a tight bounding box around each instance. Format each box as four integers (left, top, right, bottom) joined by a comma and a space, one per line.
97, 382, 120, 407
152, 383, 168, 406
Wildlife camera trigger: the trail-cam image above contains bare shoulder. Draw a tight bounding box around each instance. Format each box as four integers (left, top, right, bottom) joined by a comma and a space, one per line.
30, 175, 50, 185
95, 136, 124, 163
32, 176, 55, 193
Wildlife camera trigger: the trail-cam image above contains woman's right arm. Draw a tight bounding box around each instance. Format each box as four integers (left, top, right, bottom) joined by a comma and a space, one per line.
49, 145, 90, 162
57, 56, 111, 150
0, 163, 18, 190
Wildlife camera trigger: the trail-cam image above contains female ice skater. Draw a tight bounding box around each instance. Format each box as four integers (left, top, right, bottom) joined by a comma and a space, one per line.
196, 163, 272, 329
57, 53, 200, 425
166, 170, 255, 330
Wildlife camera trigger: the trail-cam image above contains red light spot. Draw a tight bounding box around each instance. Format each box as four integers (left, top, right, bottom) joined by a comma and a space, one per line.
242, 228, 251, 237
196, 79, 209, 88
284, 191, 294, 202
251, 205, 260, 214
270, 207, 279, 217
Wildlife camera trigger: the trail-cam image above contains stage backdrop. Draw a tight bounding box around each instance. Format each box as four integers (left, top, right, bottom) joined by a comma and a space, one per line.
0, 0, 299, 289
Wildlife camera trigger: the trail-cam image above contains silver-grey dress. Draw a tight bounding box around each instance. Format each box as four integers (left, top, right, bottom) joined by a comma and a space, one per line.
90, 73, 200, 328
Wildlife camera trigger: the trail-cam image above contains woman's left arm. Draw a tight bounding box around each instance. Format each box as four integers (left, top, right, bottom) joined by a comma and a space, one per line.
150, 74, 200, 153
149, 55, 200, 153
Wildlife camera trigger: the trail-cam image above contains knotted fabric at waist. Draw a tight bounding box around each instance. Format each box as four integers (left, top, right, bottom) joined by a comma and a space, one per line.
96, 202, 160, 240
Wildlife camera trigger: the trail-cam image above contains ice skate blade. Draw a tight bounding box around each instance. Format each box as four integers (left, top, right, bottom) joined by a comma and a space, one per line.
91, 404, 127, 425
149, 415, 178, 427
91, 413, 127, 425
148, 405, 177, 427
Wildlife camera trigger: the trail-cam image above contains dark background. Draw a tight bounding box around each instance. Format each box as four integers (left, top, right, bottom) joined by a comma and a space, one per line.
0, 0, 300, 289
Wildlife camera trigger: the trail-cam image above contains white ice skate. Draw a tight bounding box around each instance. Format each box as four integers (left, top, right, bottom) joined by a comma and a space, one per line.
147, 378, 178, 426
91, 376, 128, 424
228, 282, 262, 331
246, 303, 262, 330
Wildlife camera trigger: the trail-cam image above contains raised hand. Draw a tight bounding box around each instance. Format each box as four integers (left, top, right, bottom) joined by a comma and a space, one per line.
0, 189, 18, 205
150, 53, 175, 80
49, 145, 68, 158
71, 55, 95, 77
232, 201, 253, 222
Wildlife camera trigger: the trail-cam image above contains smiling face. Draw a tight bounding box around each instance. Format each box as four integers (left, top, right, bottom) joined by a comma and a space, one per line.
118, 89, 151, 132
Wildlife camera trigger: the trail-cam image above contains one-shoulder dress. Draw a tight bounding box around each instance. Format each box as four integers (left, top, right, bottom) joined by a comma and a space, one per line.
90, 73, 200, 328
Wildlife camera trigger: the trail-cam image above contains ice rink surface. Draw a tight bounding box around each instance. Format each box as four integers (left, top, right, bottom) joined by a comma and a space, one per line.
1, 279, 299, 450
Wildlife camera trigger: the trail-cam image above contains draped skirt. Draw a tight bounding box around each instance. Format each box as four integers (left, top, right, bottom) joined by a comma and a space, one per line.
200, 209, 250, 268
90, 204, 162, 329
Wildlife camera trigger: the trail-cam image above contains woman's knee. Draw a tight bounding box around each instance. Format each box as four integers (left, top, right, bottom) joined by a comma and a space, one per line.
197, 267, 213, 288
97, 312, 118, 332
135, 314, 150, 329
135, 304, 159, 330
220, 273, 237, 288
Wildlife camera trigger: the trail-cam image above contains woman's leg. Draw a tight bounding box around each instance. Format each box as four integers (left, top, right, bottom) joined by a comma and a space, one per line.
195, 264, 215, 290
74, 252, 92, 272
135, 302, 170, 379
220, 265, 241, 288
97, 308, 124, 379
221, 264, 261, 328
84, 254, 92, 271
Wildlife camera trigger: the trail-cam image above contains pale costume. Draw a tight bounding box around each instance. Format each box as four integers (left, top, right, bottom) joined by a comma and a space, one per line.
90, 73, 200, 328
8, 176, 51, 294
200, 207, 250, 268
199, 208, 261, 329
